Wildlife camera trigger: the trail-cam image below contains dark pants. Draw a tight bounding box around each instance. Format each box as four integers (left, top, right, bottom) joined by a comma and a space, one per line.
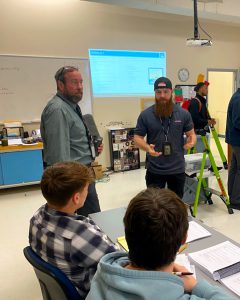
146, 170, 186, 199
228, 146, 240, 204
76, 181, 101, 217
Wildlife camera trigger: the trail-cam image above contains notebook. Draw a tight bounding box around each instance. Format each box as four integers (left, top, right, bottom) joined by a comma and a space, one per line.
117, 236, 129, 251
188, 241, 240, 296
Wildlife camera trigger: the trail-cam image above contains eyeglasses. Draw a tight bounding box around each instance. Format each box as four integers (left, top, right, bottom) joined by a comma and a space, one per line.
55, 66, 79, 82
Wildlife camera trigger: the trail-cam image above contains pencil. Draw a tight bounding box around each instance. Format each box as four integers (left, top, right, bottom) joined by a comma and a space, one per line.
178, 243, 189, 254
172, 272, 193, 276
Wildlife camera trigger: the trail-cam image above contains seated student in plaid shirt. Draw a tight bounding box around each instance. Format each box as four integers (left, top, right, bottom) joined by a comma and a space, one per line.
29, 161, 119, 299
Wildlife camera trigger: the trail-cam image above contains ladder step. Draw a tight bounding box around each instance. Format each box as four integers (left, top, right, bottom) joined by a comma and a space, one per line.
188, 168, 223, 178
204, 187, 222, 197
208, 166, 223, 172
197, 170, 212, 178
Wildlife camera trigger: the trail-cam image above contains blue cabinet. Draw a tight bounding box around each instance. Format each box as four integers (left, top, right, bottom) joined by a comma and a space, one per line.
0, 149, 43, 186
0, 160, 3, 185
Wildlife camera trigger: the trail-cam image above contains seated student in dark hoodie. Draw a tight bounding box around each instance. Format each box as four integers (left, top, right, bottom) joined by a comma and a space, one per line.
86, 187, 237, 300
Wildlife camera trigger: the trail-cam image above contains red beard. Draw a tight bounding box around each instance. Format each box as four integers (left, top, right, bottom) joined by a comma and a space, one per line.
154, 97, 173, 118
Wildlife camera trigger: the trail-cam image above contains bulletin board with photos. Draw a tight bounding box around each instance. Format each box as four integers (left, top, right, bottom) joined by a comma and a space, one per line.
108, 128, 140, 172
175, 84, 196, 103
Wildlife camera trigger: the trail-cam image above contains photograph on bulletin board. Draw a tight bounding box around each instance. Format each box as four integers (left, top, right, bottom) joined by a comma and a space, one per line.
109, 128, 140, 172
174, 84, 196, 109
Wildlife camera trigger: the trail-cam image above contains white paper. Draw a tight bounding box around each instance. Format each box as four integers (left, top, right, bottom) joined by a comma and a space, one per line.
175, 254, 191, 270
189, 241, 240, 275
7, 138, 23, 145
113, 143, 119, 151
221, 273, 240, 296
186, 221, 211, 243
175, 254, 196, 278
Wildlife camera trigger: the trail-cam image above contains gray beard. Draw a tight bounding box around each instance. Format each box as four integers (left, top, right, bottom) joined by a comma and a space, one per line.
65, 94, 82, 104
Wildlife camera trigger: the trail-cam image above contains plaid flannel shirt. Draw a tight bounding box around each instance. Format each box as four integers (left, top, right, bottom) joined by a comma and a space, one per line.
29, 204, 119, 299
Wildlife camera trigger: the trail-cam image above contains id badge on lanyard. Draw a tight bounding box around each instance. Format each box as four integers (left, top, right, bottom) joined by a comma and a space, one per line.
160, 116, 172, 156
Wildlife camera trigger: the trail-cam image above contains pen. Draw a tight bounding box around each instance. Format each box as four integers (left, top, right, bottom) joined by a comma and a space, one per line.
173, 272, 193, 276
178, 243, 189, 254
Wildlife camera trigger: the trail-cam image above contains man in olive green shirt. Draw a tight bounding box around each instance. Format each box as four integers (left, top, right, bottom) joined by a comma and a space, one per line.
40, 66, 103, 216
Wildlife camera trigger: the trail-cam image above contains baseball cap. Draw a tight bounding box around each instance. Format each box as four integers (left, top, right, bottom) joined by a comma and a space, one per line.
194, 80, 209, 92
154, 77, 172, 90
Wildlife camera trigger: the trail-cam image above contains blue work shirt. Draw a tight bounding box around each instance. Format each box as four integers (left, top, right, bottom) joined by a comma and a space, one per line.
225, 88, 240, 147
135, 104, 193, 175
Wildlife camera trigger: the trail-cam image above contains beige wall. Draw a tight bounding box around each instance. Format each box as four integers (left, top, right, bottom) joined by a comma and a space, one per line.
1, 0, 240, 166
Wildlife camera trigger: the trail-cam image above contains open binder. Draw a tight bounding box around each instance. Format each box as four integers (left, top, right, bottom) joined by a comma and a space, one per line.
189, 241, 240, 296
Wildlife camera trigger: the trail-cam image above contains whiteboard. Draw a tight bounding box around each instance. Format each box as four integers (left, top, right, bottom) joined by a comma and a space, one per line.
0, 55, 92, 123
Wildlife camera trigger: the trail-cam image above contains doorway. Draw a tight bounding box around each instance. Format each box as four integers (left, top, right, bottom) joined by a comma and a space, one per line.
207, 69, 237, 137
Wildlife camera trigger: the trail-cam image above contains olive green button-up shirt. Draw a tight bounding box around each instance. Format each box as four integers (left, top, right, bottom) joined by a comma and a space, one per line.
40, 93, 92, 166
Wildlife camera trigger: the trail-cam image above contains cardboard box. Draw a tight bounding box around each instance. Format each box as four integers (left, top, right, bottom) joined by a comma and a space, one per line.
91, 161, 103, 179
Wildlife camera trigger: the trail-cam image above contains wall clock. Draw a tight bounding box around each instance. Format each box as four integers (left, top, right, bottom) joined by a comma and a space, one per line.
178, 68, 189, 82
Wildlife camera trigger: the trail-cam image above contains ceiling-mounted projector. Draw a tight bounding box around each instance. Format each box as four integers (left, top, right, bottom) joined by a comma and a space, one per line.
186, 38, 212, 47
187, 0, 213, 47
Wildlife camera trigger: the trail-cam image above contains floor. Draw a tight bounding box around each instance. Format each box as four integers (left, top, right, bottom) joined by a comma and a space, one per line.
0, 138, 240, 300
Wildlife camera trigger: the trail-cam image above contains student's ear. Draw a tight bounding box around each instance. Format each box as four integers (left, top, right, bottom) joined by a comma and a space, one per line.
72, 191, 86, 209
72, 192, 81, 206
181, 233, 188, 245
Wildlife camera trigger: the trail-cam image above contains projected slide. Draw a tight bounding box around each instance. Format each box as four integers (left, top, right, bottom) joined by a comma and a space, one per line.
89, 49, 166, 97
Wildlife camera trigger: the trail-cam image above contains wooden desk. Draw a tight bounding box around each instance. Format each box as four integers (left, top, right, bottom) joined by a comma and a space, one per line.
0, 142, 43, 152
0, 142, 43, 188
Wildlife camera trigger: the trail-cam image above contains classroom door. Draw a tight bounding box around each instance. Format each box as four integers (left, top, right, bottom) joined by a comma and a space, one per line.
207, 70, 237, 136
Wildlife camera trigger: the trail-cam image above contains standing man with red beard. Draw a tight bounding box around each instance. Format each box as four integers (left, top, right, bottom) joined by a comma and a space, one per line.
134, 77, 196, 198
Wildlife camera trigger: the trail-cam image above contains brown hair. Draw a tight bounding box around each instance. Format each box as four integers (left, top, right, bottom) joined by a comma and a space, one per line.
124, 187, 189, 270
41, 161, 94, 207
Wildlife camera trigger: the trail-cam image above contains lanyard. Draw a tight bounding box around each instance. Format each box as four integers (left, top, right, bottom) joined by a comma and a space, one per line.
160, 115, 172, 142
75, 105, 96, 159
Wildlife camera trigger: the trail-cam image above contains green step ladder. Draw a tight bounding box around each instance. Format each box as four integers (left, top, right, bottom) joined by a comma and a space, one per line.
186, 128, 233, 217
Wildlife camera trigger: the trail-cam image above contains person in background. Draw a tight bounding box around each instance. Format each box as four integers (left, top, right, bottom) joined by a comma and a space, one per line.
86, 187, 235, 300
134, 77, 196, 198
225, 88, 240, 210
40, 66, 103, 216
188, 81, 216, 131
29, 161, 119, 299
